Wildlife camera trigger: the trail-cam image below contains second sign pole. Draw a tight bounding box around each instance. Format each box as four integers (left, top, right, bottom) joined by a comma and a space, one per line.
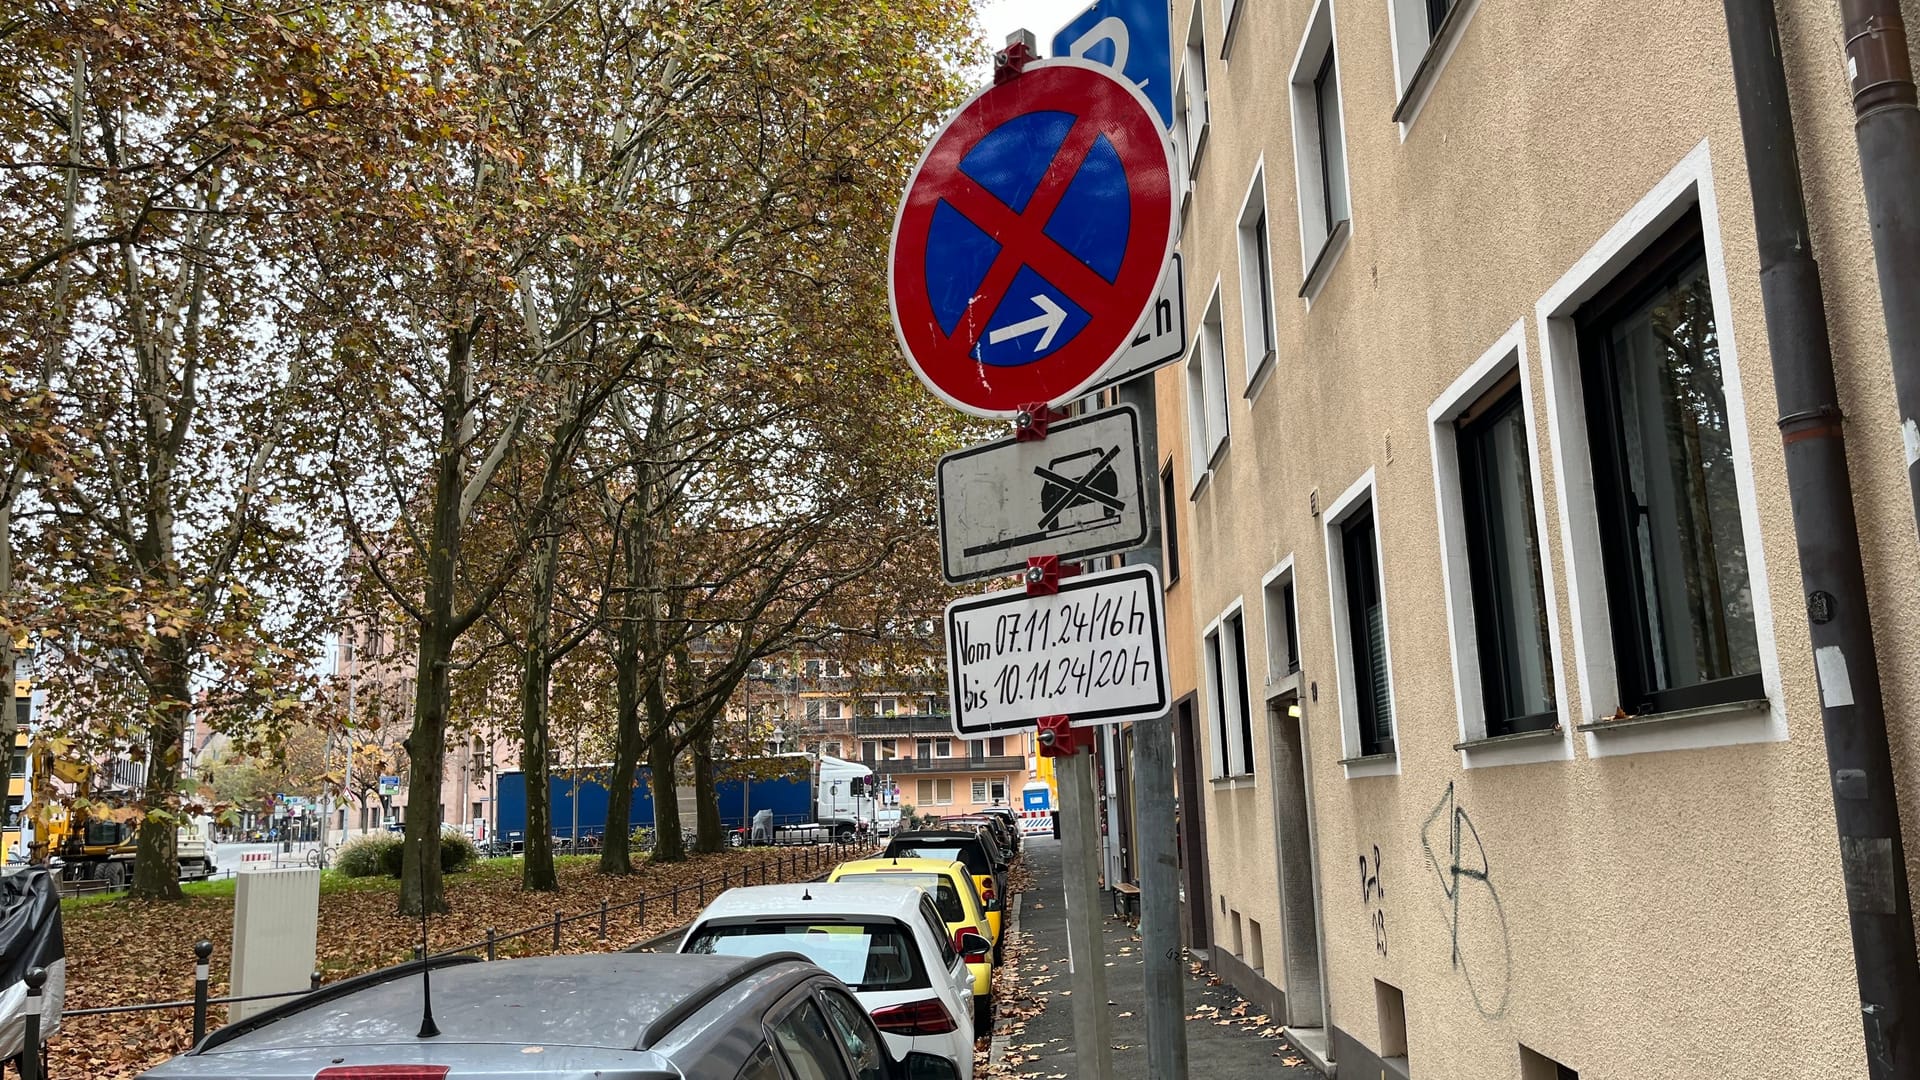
1057, 744, 1113, 1077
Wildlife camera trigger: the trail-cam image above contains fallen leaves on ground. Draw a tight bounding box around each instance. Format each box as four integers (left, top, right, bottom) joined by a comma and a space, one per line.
53, 846, 876, 1079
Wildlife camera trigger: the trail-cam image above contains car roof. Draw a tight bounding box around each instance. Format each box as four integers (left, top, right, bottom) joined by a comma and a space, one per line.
832, 856, 971, 880
190, 953, 807, 1057
692, 882, 934, 922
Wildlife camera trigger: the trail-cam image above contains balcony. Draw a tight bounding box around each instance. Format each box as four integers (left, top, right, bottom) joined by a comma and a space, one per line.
872, 755, 1026, 776
853, 714, 956, 737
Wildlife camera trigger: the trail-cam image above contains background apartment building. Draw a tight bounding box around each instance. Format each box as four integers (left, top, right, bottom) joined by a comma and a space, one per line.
1147, 0, 1920, 1077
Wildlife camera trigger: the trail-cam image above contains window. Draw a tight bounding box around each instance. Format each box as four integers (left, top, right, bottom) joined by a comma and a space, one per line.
1238, 169, 1277, 387
805, 700, 821, 723
881, 738, 897, 760
824, 742, 842, 759
824, 659, 843, 678
935, 739, 951, 758
1185, 289, 1230, 483
1387, 0, 1474, 122
916, 778, 953, 805
970, 740, 984, 760
737, 1043, 783, 1080
1575, 212, 1760, 716
916, 739, 932, 761
923, 695, 940, 715
991, 779, 1007, 802
1203, 607, 1254, 777
824, 700, 843, 720
972, 779, 988, 803
917, 778, 933, 804
805, 659, 822, 680
1162, 462, 1182, 582
1456, 377, 1556, 735
1288, 0, 1350, 293
1520, 1045, 1579, 1080
988, 735, 1005, 756
769, 999, 848, 1080
863, 742, 876, 764
1327, 476, 1396, 767
818, 988, 886, 1080
1175, 8, 1210, 179
1262, 561, 1302, 681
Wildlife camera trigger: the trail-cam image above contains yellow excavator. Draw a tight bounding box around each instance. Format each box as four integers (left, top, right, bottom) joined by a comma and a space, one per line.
24, 743, 214, 888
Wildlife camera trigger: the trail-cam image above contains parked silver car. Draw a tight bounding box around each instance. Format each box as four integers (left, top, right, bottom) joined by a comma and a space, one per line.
138, 951, 962, 1080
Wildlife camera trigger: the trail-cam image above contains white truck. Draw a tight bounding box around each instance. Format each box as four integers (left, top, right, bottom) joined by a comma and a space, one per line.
728, 753, 877, 846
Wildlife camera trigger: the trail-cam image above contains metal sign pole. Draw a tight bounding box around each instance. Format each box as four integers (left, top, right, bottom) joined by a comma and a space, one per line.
1117, 372, 1188, 1080
1056, 739, 1114, 1077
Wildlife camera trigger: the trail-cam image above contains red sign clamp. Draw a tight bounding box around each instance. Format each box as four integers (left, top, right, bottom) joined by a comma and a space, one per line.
1036, 715, 1082, 757
1014, 403, 1070, 442
1025, 554, 1081, 596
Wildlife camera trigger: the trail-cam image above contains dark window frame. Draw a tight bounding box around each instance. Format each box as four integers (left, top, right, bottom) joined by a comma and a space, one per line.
1225, 611, 1255, 776
1425, 0, 1452, 39
1162, 462, 1181, 583
1313, 51, 1341, 234
1455, 377, 1558, 736
1252, 210, 1275, 357
1281, 579, 1301, 674
1341, 505, 1395, 757
1574, 211, 1764, 716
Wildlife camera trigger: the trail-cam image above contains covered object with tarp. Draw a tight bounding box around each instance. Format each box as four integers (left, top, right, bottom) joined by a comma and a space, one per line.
0, 866, 62, 1060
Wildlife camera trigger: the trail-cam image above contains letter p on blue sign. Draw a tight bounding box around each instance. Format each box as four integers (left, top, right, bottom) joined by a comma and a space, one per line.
1052, 0, 1175, 129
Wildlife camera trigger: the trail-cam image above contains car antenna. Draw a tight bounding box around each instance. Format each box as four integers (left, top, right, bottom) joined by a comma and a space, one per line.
416, 836, 441, 1039
802, 887, 813, 901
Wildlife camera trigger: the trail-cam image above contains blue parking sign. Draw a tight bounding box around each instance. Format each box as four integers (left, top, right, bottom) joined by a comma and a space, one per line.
1051, 0, 1174, 129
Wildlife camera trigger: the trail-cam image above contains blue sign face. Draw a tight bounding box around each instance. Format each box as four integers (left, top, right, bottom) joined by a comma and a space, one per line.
1023, 787, 1051, 812
925, 107, 1135, 369
1051, 0, 1175, 128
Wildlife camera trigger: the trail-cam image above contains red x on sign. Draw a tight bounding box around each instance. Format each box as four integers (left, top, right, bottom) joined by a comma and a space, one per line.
890, 60, 1176, 418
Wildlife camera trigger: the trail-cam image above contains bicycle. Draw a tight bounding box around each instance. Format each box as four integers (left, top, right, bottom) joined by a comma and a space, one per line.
303, 843, 341, 869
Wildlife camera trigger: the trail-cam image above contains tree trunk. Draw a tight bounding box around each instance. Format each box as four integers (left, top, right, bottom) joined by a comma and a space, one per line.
0, 495, 17, 811
692, 717, 722, 853
646, 694, 684, 863
130, 640, 190, 899
599, 515, 647, 875
519, 527, 562, 892
399, 328, 471, 917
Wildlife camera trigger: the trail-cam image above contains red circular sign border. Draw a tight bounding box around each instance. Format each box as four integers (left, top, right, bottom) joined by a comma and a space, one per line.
889, 60, 1176, 419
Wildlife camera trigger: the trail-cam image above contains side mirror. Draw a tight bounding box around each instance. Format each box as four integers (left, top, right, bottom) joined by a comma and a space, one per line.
899, 1051, 961, 1080
958, 932, 991, 960
984, 896, 1002, 913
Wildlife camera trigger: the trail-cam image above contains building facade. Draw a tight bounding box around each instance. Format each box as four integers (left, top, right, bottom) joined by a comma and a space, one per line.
1149, 1, 1920, 1077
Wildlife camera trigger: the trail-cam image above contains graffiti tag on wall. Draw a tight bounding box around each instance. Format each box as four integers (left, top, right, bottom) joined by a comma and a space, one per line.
1359, 844, 1388, 956
1420, 782, 1511, 1018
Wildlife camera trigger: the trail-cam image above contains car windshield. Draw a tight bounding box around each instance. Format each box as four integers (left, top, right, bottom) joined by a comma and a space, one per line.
685, 920, 926, 992
891, 843, 988, 877
838, 872, 966, 922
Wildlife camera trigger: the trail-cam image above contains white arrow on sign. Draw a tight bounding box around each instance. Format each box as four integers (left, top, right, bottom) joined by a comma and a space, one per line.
986, 295, 1068, 351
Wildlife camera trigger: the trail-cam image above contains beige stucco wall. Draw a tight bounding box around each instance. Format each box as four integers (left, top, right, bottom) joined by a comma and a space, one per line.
1155, 0, 1920, 1077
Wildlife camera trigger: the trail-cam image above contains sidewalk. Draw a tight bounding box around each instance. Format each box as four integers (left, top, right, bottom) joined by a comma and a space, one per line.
988, 836, 1318, 1079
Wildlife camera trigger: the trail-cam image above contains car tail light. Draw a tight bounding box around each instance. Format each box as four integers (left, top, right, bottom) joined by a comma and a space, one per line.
316, 1069, 451, 1079
871, 997, 958, 1036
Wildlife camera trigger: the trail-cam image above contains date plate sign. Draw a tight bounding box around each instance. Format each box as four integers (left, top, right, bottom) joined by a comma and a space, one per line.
944, 564, 1170, 737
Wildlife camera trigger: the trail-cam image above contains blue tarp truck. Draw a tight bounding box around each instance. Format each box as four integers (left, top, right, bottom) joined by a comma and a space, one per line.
493, 753, 876, 846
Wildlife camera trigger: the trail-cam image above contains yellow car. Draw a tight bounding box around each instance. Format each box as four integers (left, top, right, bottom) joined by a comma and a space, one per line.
828, 856, 999, 1001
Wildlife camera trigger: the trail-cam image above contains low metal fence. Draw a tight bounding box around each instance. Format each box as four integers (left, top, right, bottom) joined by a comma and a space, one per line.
40, 839, 877, 1076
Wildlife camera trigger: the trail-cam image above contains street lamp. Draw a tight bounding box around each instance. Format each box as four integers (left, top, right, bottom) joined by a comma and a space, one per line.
770, 726, 786, 755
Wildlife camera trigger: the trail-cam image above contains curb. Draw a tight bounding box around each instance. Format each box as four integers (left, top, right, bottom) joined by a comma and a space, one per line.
986, 890, 1024, 1068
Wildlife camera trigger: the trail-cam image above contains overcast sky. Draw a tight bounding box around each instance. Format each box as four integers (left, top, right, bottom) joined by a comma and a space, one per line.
973, 0, 1095, 73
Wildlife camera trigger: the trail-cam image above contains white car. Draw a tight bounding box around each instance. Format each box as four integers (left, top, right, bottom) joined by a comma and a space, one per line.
681, 882, 981, 1080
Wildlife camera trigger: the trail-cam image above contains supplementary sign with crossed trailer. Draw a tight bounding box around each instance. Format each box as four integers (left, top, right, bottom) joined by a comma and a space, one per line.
889, 59, 1177, 417
936, 404, 1148, 583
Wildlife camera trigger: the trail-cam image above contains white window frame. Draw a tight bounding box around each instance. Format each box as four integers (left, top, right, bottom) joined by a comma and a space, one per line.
1534, 139, 1784, 758
1184, 281, 1230, 494
1427, 320, 1573, 769
1323, 469, 1401, 778
1385, 0, 1483, 137
1201, 600, 1254, 779
1288, 0, 1352, 304
1259, 556, 1303, 699
971, 779, 988, 804
1237, 162, 1279, 398
1221, 0, 1247, 58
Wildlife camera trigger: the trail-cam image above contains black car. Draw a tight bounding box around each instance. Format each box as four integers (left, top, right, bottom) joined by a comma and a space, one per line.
139, 952, 961, 1080
882, 830, 1007, 906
